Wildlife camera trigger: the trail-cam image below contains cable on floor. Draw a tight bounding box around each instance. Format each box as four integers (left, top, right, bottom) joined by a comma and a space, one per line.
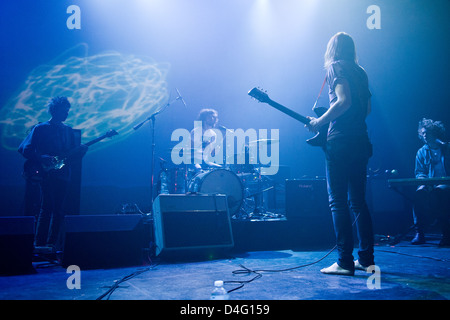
96, 263, 159, 300
223, 213, 362, 294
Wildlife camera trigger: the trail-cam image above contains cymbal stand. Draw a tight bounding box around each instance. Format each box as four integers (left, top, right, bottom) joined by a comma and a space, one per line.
254, 170, 275, 218
133, 93, 185, 212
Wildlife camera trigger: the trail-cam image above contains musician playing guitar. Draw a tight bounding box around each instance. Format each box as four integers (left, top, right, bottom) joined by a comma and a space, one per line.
307, 32, 375, 275
18, 97, 88, 251
412, 118, 450, 246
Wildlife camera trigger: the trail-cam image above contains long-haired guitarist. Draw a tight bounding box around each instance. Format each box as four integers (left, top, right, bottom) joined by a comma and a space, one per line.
307, 32, 375, 275
18, 96, 87, 251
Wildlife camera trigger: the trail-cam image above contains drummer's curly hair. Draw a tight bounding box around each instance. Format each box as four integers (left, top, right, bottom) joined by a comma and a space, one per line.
197, 108, 218, 126
418, 118, 446, 143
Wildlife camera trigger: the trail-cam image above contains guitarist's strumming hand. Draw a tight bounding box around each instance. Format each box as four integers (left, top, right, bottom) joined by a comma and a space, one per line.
306, 81, 352, 134
305, 116, 324, 133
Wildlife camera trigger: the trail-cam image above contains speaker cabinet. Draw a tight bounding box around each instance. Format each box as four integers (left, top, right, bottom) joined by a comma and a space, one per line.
0, 216, 35, 275
153, 194, 234, 259
285, 179, 334, 246
62, 214, 144, 269
285, 179, 330, 219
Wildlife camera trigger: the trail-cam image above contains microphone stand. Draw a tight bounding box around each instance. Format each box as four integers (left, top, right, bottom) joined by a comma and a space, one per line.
133, 93, 185, 213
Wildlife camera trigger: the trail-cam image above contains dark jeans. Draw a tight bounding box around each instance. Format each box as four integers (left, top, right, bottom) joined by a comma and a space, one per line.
414, 185, 450, 237
325, 138, 374, 270
35, 176, 70, 248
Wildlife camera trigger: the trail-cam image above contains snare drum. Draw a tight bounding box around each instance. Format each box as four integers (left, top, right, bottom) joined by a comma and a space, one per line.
188, 169, 244, 216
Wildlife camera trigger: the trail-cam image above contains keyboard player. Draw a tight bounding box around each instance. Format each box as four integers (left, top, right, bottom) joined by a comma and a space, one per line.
412, 118, 450, 246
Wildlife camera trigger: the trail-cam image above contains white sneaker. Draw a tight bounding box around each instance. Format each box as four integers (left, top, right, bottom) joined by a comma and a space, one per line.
320, 262, 354, 276
354, 260, 369, 272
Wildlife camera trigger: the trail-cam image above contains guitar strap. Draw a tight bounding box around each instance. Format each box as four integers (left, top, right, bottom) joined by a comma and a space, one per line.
312, 76, 327, 110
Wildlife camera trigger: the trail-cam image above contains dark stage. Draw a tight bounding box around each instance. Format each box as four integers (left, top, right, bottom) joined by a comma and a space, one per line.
1, 1, 450, 310
0, 216, 449, 301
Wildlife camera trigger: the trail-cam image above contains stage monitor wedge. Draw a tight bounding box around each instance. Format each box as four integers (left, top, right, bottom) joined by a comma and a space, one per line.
153, 194, 234, 259
62, 214, 145, 269
0, 216, 35, 275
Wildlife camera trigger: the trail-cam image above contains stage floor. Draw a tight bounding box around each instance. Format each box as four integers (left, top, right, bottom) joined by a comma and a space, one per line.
0, 237, 449, 301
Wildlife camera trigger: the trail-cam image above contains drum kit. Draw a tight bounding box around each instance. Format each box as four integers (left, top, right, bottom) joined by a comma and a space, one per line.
157, 139, 281, 220
132, 92, 283, 220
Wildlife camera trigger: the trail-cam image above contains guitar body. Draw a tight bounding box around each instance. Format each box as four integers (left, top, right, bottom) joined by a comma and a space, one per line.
306, 107, 328, 147
22, 129, 118, 181
248, 88, 328, 147
22, 155, 70, 181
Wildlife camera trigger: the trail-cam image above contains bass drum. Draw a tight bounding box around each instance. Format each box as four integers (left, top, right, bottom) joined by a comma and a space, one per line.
188, 169, 244, 216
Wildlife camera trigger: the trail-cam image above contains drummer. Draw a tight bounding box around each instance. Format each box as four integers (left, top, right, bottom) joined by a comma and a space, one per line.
190, 108, 223, 172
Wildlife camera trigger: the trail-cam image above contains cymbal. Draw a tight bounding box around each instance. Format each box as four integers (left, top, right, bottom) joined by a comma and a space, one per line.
204, 162, 222, 168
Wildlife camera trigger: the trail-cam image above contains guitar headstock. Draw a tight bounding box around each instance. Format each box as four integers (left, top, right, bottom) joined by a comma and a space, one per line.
105, 129, 119, 138
248, 87, 270, 103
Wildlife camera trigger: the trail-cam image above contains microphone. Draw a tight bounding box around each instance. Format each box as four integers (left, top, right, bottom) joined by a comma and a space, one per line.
436, 139, 447, 145
176, 88, 187, 108
133, 121, 145, 131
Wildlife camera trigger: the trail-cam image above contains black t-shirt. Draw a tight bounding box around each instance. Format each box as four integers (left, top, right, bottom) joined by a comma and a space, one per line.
326, 60, 371, 141
18, 121, 78, 180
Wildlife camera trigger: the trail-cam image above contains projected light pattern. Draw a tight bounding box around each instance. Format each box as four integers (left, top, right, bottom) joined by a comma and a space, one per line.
0, 46, 170, 150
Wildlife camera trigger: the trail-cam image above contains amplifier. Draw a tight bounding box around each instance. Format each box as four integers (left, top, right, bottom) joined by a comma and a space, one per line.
153, 194, 234, 259
285, 179, 330, 219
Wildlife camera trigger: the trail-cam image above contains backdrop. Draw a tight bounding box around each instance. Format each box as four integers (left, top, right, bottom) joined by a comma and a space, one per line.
1, 0, 449, 231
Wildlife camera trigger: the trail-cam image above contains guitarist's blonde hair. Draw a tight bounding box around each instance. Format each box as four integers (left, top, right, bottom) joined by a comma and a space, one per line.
324, 32, 358, 69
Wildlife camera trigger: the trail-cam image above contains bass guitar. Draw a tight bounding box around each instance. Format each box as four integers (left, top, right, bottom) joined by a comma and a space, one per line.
248, 87, 328, 147
23, 129, 118, 181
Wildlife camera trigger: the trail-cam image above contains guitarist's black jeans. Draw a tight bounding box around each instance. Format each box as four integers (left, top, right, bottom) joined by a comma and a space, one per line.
35, 175, 69, 249
325, 138, 375, 271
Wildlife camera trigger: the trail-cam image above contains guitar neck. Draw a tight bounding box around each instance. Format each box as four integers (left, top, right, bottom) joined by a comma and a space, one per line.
85, 134, 108, 147
62, 134, 108, 158
266, 99, 310, 125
